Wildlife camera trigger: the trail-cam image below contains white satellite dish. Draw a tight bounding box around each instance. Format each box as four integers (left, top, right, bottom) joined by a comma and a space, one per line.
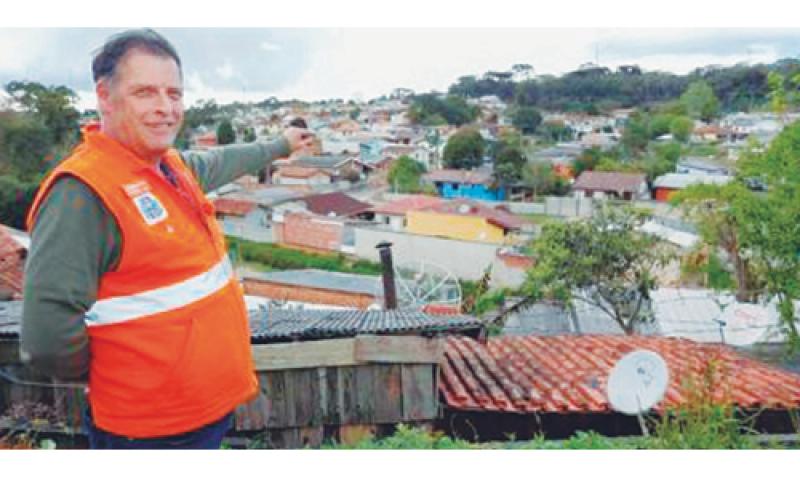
607, 350, 669, 416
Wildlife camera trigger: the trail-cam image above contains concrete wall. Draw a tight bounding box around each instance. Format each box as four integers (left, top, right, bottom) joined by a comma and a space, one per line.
353, 226, 501, 281
544, 196, 595, 218
219, 211, 274, 243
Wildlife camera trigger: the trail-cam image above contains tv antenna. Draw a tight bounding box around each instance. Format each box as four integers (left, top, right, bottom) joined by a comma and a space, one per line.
606, 349, 669, 436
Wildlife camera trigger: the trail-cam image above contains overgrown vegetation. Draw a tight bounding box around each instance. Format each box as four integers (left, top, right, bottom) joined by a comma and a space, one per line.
227, 237, 383, 275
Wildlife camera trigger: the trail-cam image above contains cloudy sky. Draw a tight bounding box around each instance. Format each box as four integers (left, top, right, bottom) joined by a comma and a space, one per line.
1, 3, 798, 110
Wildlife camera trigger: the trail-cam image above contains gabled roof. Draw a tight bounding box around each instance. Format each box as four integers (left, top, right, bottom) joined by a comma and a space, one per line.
212, 198, 258, 217
276, 166, 331, 179
572, 171, 647, 193
371, 195, 444, 216
423, 169, 493, 186
441, 335, 800, 414
423, 199, 530, 230
294, 154, 353, 169
301, 191, 372, 217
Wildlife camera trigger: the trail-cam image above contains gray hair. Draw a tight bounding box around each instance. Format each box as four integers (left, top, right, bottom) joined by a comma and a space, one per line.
92, 28, 182, 83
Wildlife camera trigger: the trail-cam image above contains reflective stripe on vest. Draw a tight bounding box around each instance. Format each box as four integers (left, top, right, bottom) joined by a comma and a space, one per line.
84, 256, 234, 327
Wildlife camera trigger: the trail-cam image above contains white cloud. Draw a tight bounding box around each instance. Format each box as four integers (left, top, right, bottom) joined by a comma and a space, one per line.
215, 62, 236, 80
260, 41, 281, 52
0, 29, 55, 73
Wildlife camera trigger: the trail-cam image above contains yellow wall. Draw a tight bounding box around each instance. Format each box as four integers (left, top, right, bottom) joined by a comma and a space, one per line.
406, 211, 506, 244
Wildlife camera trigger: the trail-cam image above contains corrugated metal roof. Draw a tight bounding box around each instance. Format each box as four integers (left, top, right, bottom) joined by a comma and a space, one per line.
250, 309, 483, 342
0, 302, 483, 342
301, 192, 372, 217
441, 335, 800, 414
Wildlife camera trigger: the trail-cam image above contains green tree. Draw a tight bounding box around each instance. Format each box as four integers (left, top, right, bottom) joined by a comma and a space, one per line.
511, 106, 542, 134
443, 128, 485, 169
387, 155, 425, 193
0, 114, 53, 180
669, 115, 694, 143
672, 182, 760, 302
621, 111, 651, 153
493, 145, 526, 187
734, 121, 800, 348
4, 81, 80, 146
522, 162, 567, 199
523, 206, 674, 334
680, 80, 720, 122
216, 119, 236, 145
243, 127, 257, 143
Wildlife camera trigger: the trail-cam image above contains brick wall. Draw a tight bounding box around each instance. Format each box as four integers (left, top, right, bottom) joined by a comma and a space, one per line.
279, 213, 344, 252
243, 280, 377, 309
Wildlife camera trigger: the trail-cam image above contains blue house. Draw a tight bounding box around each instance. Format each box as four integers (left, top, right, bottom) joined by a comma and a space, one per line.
423, 169, 506, 201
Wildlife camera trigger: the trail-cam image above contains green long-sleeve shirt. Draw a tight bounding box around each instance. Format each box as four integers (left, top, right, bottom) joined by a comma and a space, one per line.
20, 138, 290, 381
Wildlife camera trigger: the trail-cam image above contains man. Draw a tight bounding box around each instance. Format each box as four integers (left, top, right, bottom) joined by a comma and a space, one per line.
20, 29, 314, 448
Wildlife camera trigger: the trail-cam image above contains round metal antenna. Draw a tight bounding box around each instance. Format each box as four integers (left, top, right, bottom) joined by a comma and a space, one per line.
376, 259, 462, 312
606, 350, 669, 415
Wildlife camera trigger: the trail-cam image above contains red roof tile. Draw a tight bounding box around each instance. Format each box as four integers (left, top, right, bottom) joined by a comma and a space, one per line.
572, 171, 647, 194
213, 198, 257, 216
302, 192, 373, 217
0, 227, 25, 298
441, 335, 800, 414
372, 195, 444, 216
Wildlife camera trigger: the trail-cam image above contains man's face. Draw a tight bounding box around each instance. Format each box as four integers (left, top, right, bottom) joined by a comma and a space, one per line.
98, 49, 184, 162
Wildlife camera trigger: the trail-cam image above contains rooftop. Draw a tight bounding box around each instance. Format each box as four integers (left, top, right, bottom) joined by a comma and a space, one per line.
572, 171, 647, 193
212, 198, 258, 217
424, 199, 530, 230
243, 269, 381, 297
441, 334, 800, 414
371, 195, 444, 216
423, 169, 493, 186
301, 191, 373, 217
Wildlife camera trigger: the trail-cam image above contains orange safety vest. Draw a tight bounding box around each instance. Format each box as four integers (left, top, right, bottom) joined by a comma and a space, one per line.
27, 124, 257, 438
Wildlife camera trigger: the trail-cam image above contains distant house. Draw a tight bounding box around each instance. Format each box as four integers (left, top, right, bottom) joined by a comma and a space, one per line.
572, 171, 649, 201
406, 198, 532, 245
371, 195, 445, 231
297, 191, 373, 219
272, 166, 333, 186
676, 157, 731, 176
211, 197, 270, 242
423, 169, 505, 201
652, 173, 732, 202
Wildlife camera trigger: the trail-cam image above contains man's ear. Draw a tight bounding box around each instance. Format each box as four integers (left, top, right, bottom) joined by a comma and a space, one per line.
96, 79, 112, 115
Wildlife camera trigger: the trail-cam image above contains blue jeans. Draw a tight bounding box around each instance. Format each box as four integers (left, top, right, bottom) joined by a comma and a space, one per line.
83, 408, 233, 449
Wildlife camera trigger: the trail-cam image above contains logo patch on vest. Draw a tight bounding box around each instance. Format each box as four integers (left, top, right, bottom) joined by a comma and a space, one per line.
132, 192, 168, 225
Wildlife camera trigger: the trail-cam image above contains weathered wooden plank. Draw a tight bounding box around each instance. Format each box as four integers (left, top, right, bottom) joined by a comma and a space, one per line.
373, 364, 404, 424
354, 365, 375, 424
401, 364, 438, 421
0, 340, 20, 365
292, 369, 315, 427
338, 366, 357, 425
234, 372, 270, 431
251, 338, 357, 371
323, 367, 340, 425
355, 336, 444, 364
265, 370, 292, 429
